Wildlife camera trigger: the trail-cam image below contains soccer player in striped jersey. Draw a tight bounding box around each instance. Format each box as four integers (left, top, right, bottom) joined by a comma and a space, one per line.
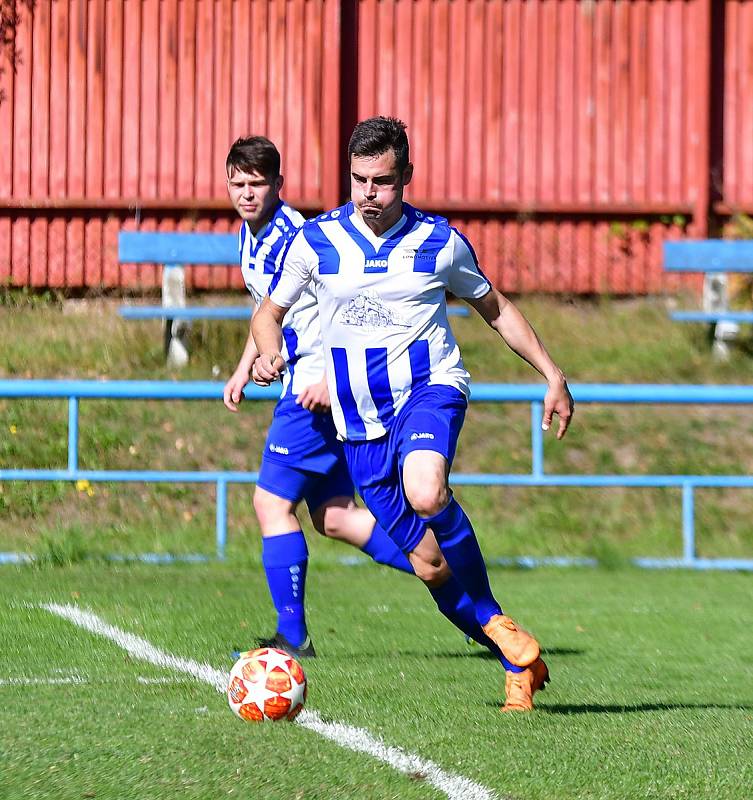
252, 118, 574, 711
222, 136, 415, 660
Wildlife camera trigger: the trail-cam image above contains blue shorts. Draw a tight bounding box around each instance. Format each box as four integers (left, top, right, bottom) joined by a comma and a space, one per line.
258, 396, 355, 513
343, 384, 467, 553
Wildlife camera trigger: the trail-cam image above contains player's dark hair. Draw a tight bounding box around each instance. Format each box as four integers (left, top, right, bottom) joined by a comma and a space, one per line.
226, 136, 281, 180
348, 116, 410, 173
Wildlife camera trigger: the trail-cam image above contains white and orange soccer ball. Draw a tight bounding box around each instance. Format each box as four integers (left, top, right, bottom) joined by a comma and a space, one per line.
227, 647, 307, 722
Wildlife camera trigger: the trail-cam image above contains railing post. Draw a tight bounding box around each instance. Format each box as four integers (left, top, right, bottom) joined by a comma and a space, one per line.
682, 483, 696, 564
531, 401, 544, 478
67, 396, 79, 473
216, 479, 228, 561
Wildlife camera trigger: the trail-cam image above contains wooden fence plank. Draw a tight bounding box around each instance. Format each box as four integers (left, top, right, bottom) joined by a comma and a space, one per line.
502, 1, 521, 203
29, 2, 51, 286
12, 1, 33, 285
301, 0, 321, 203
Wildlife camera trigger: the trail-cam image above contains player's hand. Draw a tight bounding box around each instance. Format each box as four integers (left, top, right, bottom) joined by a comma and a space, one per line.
250, 359, 265, 386
296, 377, 331, 414
253, 353, 285, 386
542, 376, 574, 440
223, 367, 251, 412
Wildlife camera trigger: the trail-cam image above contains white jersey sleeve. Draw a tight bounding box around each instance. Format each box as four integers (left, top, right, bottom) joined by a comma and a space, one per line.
447, 229, 493, 300
268, 227, 317, 309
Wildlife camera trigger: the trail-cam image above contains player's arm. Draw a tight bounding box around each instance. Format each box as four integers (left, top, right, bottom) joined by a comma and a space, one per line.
468, 288, 574, 439
252, 227, 316, 385
447, 230, 573, 439
223, 316, 259, 412
251, 297, 288, 385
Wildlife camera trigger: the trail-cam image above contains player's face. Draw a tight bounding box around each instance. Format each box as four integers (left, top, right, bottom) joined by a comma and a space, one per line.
350, 149, 413, 233
226, 167, 283, 232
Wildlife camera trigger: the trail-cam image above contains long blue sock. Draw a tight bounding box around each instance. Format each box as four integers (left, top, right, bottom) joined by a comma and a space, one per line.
361, 523, 414, 574
261, 531, 309, 647
429, 576, 523, 673
423, 498, 502, 627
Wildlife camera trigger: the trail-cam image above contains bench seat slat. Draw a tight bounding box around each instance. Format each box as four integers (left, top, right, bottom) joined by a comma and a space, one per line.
120, 306, 252, 320
670, 311, 753, 323
118, 232, 238, 264
663, 240, 753, 272
118, 305, 471, 320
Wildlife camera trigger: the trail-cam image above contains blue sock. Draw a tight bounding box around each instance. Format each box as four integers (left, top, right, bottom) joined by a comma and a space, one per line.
261, 531, 309, 647
361, 523, 414, 574
429, 576, 523, 673
423, 498, 502, 627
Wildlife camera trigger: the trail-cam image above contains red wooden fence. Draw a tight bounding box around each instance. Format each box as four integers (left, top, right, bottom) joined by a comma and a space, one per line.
356, 0, 713, 294
0, 0, 748, 294
0, 0, 341, 290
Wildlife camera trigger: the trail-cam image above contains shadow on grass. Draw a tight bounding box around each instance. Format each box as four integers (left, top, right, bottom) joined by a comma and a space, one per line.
330, 646, 588, 662
539, 702, 753, 714
441, 646, 586, 660
541, 647, 584, 657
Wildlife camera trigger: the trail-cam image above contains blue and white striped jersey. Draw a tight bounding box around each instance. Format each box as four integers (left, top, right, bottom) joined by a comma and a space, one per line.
268, 202, 492, 441
238, 200, 324, 398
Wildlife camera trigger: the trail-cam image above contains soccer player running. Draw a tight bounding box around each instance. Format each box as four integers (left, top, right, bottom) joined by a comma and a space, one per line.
222, 136, 415, 659
252, 118, 574, 711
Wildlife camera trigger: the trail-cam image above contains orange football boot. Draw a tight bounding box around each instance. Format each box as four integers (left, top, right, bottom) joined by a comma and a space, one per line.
481, 614, 540, 667
501, 657, 550, 712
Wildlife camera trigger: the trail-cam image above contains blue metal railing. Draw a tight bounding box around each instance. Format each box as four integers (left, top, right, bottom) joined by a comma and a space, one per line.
2, 380, 753, 570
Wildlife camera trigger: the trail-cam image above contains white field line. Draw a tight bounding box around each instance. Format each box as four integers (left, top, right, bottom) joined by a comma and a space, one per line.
41, 602, 501, 800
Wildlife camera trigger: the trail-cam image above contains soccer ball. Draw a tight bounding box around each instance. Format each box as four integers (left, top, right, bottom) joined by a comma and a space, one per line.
227, 647, 307, 722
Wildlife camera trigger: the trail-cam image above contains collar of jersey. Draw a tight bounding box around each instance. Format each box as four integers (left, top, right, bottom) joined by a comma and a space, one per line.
246, 199, 285, 255
340, 202, 418, 258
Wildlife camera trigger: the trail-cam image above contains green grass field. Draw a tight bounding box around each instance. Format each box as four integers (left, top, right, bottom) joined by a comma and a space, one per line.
1, 563, 752, 800
1, 292, 753, 798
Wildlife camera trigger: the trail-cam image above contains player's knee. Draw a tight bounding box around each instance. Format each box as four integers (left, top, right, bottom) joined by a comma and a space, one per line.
404, 480, 449, 518
410, 553, 451, 585
252, 491, 271, 527
253, 488, 289, 530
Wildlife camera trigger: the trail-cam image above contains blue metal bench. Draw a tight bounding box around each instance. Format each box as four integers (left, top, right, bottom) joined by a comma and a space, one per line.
118, 231, 243, 365
663, 240, 753, 356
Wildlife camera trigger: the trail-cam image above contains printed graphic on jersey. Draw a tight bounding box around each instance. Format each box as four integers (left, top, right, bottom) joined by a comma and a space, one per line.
339, 290, 411, 330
